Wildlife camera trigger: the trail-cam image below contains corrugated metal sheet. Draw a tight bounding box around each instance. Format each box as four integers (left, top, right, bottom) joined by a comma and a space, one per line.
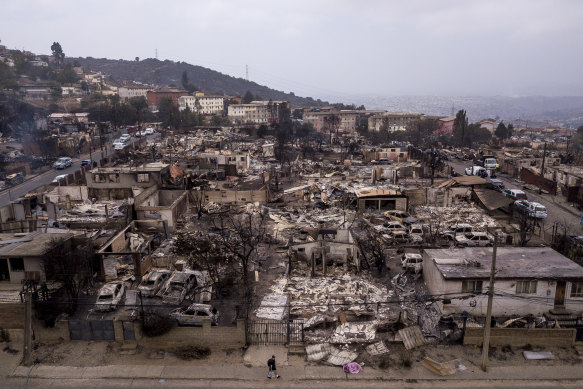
398, 325, 425, 350
473, 189, 513, 211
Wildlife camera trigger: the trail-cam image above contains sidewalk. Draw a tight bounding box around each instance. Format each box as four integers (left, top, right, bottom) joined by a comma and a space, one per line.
8, 361, 583, 383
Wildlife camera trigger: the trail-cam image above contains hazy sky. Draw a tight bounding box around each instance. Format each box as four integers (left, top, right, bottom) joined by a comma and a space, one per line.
1, 0, 582, 99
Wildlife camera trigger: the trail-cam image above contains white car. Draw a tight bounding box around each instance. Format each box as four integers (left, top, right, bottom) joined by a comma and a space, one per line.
455, 232, 493, 247
52, 174, 69, 183
114, 143, 126, 151
384, 221, 407, 232
401, 253, 423, 273
95, 282, 126, 312
170, 304, 219, 326
144, 128, 155, 135
119, 134, 131, 143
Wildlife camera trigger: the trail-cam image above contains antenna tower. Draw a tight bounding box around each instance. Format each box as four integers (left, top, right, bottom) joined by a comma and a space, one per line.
155, 48, 158, 59
246, 64, 249, 81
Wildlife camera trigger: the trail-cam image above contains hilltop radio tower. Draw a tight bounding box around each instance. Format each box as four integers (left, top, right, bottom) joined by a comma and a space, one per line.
155, 48, 158, 59
246, 64, 249, 81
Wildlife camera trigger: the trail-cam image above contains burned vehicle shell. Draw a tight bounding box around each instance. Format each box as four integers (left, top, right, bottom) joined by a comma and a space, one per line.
161, 272, 197, 304
170, 303, 219, 326
95, 282, 126, 312
138, 270, 171, 297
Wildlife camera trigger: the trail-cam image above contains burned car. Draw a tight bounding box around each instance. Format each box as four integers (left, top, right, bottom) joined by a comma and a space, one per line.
138, 270, 171, 297
170, 303, 219, 326
401, 253, 423, 273
161, 271, 197, 304
95, 282, 126, 312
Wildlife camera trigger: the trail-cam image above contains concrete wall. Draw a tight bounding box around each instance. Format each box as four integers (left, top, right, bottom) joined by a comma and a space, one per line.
199, 187, 268, 204
0, 303, 24, 329
357, 196, 407, 213
135, 319, 246, 349
463, 328, 575, 347
45, 186, 88, 203
135, 189, 188, 231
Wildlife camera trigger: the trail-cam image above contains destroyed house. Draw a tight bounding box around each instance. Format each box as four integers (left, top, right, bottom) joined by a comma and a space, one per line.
85, 163, 170, 200
134, 186, 188, 232
290, 229, 362, 275
354, 188, 407, 213
0, 231, 73, 283
423, 247, 583, 317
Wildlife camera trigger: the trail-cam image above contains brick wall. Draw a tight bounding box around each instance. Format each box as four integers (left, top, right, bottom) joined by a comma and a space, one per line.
463, 327, 575, 347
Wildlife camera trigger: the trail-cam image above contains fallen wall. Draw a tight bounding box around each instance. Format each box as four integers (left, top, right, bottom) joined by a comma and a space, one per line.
463, 328, 575, 347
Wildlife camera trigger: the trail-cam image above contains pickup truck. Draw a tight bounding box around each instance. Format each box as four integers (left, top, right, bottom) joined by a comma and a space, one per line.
465, 166, 487, 176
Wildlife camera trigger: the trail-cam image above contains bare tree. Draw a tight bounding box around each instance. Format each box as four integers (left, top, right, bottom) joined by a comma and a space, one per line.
517, 211, 537, 247
354, 219, 386, 273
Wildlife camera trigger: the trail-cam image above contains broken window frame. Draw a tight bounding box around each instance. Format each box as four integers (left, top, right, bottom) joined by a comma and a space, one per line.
461, 280, 483, 294
137, 173, 150, 183
9, 257, 24, 271
516, 280, 537, 294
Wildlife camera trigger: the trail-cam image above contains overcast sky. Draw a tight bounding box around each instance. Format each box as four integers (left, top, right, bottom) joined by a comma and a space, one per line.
1, 0, 582, 100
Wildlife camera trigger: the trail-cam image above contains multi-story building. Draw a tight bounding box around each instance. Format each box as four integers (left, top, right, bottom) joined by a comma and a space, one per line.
227, 101, 287, 124
146, 88, 189, 110
368, 112, 424, 132
178, 92, 225, 115
303, 110, 388, 134
435, 116, 456, 136
119, 85, 153, 101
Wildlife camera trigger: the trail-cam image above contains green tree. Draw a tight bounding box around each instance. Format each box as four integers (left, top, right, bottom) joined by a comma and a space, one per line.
57, 63, 78, 84
159, 97, 180, 129
242, 90, 254, 104
470, 123, 492, 144
495, 122, 510, 139
507, 124, 514, 138
181, 70, 197, 93
0, 62, 18, 90
453, 110, 469, 146
51, 42, 65, 65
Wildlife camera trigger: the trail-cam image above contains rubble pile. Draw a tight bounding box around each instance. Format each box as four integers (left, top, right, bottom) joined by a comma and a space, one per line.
413, 205, 499, 229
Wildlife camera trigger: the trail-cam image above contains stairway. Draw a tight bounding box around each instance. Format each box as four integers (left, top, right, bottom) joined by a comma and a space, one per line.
544, 309, 581, 327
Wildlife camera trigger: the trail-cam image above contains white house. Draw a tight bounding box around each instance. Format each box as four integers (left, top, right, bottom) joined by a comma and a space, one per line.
118, 86, 152, 101
423, 247, 583, 317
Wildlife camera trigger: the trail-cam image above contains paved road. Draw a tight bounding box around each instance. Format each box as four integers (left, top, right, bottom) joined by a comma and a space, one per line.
447, 158, 582, 235
5, 377, 583, 389
0, 135, 155, 208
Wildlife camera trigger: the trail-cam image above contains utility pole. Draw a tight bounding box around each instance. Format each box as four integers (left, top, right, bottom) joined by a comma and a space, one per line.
538, 141, 547, 195
481, 237, 498, 372
23, 292, 32, 366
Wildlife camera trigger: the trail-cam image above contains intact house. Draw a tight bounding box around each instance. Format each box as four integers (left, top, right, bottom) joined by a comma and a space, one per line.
423, 247, 583, 317
85, 163, 170, 200
0, 231, 73, 283
354, 188, 407, 213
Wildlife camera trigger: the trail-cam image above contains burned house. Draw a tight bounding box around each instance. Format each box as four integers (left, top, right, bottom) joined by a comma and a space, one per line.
423, 247, 583, 317
134, 186, 188, 232
355, 188, 407, 213
85, 162, 170, 200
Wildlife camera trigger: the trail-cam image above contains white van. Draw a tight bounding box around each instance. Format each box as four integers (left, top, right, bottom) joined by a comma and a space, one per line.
483, 158, 498, 169
527, 202, 547, 219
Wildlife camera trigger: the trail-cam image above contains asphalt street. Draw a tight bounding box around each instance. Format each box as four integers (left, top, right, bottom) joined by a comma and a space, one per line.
447, 158, 582, 235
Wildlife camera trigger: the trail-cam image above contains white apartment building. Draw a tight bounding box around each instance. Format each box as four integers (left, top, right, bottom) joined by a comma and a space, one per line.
118, 86, 152, 101
178, 93, 225, 115
228, 101, 286, 124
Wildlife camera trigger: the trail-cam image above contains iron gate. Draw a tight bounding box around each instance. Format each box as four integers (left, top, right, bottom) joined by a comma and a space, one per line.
247, 319, 304, 345
69, 320, 115, 341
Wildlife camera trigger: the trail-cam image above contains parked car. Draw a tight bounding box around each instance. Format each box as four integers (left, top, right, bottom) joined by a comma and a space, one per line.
52, 174, 69, 184
465, 166, 486, 176
455, 232, 493, 247
488, 178, 505, 191
389, 231, 412, 244
95, 282, 126, 312
144, 127, 155, 135
161, 272, 197, 304
53, 157, 72, 170
138, 270, 171, 297
80, 159, 93, 167
114, 143, 126, 151
170, 303, 219, 326
401, 253, 423, 273
514, 200, 547, 219
503, 189, 528, 201
383, 210, 410, 223
483, 158, 498, 170
383, 221, 407, 232
409, 224, 424, 237
119, 134, 131, 143
442, 224, 474, 240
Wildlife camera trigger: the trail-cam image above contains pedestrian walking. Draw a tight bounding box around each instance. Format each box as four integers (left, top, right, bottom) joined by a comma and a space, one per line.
267, 355, 280, 379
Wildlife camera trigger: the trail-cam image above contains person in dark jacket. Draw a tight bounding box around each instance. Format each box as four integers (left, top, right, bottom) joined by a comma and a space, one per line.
267, 355, 280, 379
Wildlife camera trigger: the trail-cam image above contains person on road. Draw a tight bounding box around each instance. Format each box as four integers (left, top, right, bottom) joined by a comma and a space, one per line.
267, 355, 280, 379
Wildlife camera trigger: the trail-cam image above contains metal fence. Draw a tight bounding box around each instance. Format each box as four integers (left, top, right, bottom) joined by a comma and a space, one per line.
69, 320, 115, 341
247, 319, 304, 346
